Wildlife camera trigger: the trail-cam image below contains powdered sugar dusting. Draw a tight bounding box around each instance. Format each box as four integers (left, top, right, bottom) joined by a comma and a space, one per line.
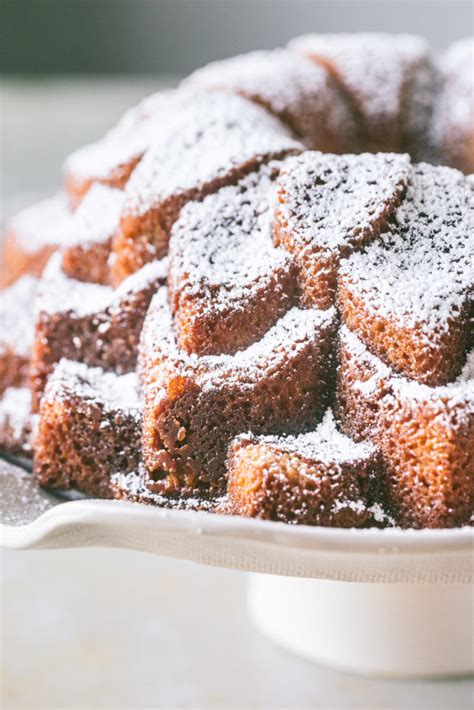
184, 49, 356, 148
0, 275, 38, 357
37, 252, 167, 318
206, 305, 334, 389
432, 38, 474, 167
242, 409, 376, 464
123, 91, 301, 218
38, 253, 112, 316
340, 324, 391, 397
5, 194, 71, 254
341, 163, 473, 335
0, 386, 35, 451
276, 151, 411, 250
144, 287, 335, 391
63, 184, 124, 247
112, 464, 224, 511
340, 324, 474, 422
170, 162, 292, 305
63, 89, 187, 183
45, 359, 141, 420
289, 33, 430, 145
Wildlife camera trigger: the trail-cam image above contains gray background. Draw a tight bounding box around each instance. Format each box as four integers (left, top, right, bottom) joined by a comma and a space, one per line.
1, 0, 473, 75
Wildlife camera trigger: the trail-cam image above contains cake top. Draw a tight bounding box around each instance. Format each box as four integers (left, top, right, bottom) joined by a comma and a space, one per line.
170, 162, 292, 303
63, 89, 184, 183
289, 33, 430, 129
37, 253, 168, 318
123, 91, 301, 218
183, 48, 356, 142
38, 253, 112, 316
6, 194, 71, 253
206, 305, 334, 389
185, 49, 330, 112
433, 38, 474, 141
142, 288, 334, 389
340, 163, 473, 335
0, 275, 38, 357
241, 409, 376, 464
0, 387, 34, 449
276, 151, 411, 250
64, 184, 124, 246
46, 359, 141, 418
442, 37, 473, 75
112, 465, 224, 511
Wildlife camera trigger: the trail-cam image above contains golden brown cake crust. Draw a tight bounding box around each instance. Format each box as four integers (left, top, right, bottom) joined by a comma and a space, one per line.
140, 288, 336, 497
338, 163, 472, 386
227, 410, 383, 527
336, 326, 473, 528
110, 92, 302, 283
168, 163, 297, 356
1, 195, 70, 287
34, 360, 142, 497
30, 255, 167, 409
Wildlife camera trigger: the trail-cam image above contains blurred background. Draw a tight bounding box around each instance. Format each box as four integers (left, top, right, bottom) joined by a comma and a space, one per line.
2, 0, 472, 74
1, 0, 473, 201
1, 2, 473, 708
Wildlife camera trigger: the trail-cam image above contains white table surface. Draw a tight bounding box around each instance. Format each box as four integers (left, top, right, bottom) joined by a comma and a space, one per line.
1, 78, 473, 710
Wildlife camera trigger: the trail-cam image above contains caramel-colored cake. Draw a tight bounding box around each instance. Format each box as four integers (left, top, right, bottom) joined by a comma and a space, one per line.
1, 33, 473, 529
35, 359, 141, 498
336, 326, 473, 528
140, 288, 335, 497
227, 409, 385, 527
30, 253, 167, 408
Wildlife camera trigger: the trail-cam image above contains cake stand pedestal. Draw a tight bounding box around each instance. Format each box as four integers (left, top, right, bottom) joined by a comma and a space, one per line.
2, 459, 473, 678
248, 574, 473, 677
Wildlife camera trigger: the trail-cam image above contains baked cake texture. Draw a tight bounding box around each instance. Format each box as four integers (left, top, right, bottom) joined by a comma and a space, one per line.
140, 288, 335, 497
432, 39, 474, 175
168, 163, 297, 355
183, 49, 360, 153
338, 163, 472, 386
30, 253, 167, 408
1, 33, 473, 528
0, 387, 35, 457
111, 91, 301, 283
227, 409, 382, 527
35, 359, 142, 497
336, 326, 473, 528
273, 151, 411, 309
288, 33, 435, 156
60, 183, 124, 285
63, 90, 186, 207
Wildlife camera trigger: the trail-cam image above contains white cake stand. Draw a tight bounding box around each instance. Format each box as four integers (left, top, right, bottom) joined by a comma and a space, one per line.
1, 461, 473, 677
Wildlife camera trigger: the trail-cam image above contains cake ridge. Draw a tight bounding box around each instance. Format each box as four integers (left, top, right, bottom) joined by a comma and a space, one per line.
2, 32, 473, 528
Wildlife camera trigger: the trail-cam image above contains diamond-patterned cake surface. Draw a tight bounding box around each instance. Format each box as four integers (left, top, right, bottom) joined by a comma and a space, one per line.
1, 34, 473, 529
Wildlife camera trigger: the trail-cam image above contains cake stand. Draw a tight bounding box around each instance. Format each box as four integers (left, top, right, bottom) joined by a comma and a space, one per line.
1, 459, 473, 677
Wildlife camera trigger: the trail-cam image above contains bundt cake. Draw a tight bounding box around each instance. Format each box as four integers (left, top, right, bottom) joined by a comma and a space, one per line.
1, 33, 473, 530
